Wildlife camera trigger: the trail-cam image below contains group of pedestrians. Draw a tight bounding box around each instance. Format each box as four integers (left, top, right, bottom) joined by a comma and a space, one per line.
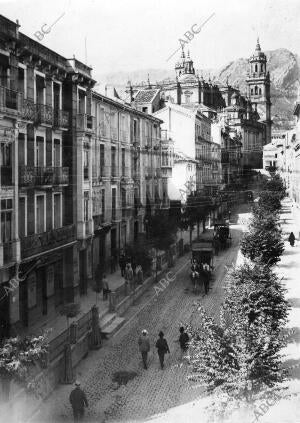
190, 258, 211, 295
69, 327, 189, 421
138, 327, 189, 370
119, 252, 144, 290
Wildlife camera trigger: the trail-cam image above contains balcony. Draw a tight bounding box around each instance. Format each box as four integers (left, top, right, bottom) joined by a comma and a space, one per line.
36, 104, 53, 126
19, 166, 69, 187
0, 86, 22, 114
1, 166, 12, 186
21, 98, 36, 121
21, 224, 76, 259
54, 109, 70, 129
77, 114, 95, 132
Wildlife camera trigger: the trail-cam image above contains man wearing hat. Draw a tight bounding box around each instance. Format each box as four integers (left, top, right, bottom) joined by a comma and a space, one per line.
138, 329, 150, 369
69, 381, 88, 421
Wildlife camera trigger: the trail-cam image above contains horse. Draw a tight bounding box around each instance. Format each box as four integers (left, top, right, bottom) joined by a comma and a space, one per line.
190, 270, 200, 294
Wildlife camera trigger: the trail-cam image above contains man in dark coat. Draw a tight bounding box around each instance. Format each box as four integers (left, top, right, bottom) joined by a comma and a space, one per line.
69, 381, 88, 422
119, 253, 126, 276
178, 326, 189, 358
155, 331, 170, 369
288, 232, 296, 247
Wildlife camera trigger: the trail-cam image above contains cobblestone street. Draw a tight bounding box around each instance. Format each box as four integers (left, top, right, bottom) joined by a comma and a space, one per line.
33, 209, 247, 423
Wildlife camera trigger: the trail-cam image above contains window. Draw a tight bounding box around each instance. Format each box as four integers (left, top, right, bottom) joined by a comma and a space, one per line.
53, 193, 62, 229
101, 189, 105, 220
19, 197, 27, 238
261, 64, 264, 72
100, 144, 105, 177
251, 88, 254, 95
112, 187, 116, 220
78, 89, 86, 114
18, 67, 25, 95
259, 88, 262, 95
83, 149, 89, 180
0, 142, 12, 185
142, 107, 148, 113
35, 136, 45, 167
35, 195, 45, 233
1, 199, 12, 243
122, 148, 125, 176
111, 146, 116, 177
83, 192, 89, 222
53, 139, 61, 167
35, 74, 45, 104
255, 86, 258, 95
18, 133, 26, 166
255, 64, 258, 72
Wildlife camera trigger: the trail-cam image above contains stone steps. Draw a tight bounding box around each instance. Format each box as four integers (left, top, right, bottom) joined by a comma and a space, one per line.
100, 312, 126, 338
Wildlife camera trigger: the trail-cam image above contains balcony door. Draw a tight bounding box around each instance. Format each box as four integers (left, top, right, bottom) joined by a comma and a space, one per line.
35, 75, 45, 105
35, 136, 45, 167
53, 82, 60, 124
53, 139, 61, 167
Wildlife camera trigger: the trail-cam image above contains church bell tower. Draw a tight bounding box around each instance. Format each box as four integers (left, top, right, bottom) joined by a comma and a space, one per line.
246, 38, 272, 144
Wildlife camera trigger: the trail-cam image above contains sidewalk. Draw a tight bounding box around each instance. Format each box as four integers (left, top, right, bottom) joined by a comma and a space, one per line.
25, 269, 126, 341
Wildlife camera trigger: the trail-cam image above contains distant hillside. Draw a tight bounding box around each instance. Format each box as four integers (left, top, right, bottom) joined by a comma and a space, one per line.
96, 48, 300, 130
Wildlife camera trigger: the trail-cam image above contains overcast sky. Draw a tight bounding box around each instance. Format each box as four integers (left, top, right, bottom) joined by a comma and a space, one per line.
1, 0, 300, 77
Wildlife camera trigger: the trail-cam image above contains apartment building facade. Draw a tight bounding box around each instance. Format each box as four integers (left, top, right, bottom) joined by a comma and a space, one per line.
91, 92, 173, 276
0, 15, 96, 338
153, 103, 222, 201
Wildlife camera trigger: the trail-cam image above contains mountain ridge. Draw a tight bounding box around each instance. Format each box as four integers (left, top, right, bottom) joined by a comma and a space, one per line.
96, 48, 300, 130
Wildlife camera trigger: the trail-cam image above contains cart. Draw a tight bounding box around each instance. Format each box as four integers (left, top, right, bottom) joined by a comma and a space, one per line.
214, 220, 232, 250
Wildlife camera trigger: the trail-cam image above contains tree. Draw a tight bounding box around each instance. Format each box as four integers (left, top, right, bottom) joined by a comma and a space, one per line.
258, 191, 282, 213
125, 242, 153, 275
187, 262, 289, 418
147, 211, 178, 279
0, 333, 49, 399
185, 192, 213, 240
240, 227, 284, 266
251, 207, 281, 234
265, 174, 286, 200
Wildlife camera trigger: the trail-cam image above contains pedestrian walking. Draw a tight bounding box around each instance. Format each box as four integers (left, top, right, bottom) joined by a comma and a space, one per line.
119, 252, 126, 277
202, 264, 210, 295
288, 232, 296, 247
102, 274, 110, 301
155, 331, 170, 369
178, 326, 189, 358
125, 262, 134, 290
136, 264, 144, 285
138, 329, 150, 369
69, 381, 88, 422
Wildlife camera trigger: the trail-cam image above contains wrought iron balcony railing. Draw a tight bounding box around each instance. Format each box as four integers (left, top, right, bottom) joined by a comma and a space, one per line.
19, 166, 69, 187
36, 103, 53, 125
21, 98, 36, 121
53, 109, 70, 129
21, 224, 76, 259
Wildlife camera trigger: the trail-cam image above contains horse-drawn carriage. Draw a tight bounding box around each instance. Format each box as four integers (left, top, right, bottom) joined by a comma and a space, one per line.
213, 220, 232, 251
190, 242, 214, 294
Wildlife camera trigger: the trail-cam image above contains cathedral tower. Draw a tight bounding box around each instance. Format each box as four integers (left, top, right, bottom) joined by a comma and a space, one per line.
246, 38, 272, 144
